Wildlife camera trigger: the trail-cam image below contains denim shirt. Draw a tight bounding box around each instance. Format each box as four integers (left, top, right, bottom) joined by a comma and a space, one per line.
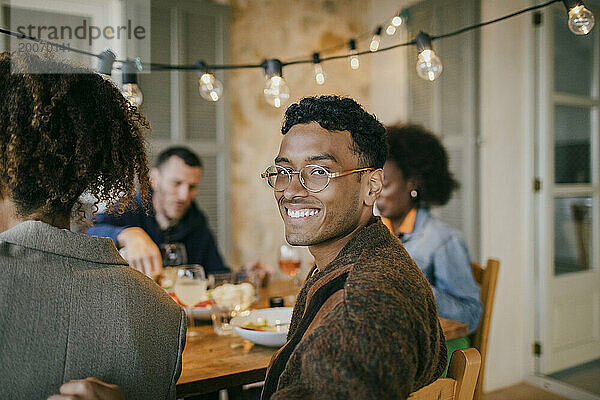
400, 208, 482, 333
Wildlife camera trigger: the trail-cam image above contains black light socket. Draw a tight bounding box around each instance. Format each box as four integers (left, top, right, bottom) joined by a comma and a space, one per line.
348, 39, 357, 51
262, 59, 283, 78
195, 60, 208, 77
96, 49, 116, 76
416, 31, 433, 53
312, 52, 321, 64
121, 60, 138, 84
562, 0, 583, 10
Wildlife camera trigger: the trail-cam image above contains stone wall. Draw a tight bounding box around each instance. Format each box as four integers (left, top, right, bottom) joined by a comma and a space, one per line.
228, 0, 372, 271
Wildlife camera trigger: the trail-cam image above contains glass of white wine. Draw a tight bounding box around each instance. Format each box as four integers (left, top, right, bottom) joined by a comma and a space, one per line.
174, 265, 207, 337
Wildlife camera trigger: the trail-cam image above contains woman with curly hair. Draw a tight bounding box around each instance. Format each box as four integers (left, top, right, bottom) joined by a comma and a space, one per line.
0, 52, 185, 400
376, 123, 482, 336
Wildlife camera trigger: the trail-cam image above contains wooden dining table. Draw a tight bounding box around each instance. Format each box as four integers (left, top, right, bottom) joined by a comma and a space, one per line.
176, 280, 468, 398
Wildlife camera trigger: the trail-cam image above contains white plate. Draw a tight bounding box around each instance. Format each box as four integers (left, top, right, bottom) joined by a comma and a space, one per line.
166, 289, 212, 320
231, 307, 293, 347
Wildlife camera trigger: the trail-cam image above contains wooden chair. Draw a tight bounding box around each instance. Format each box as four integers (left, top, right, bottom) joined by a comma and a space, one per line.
469, 258, 500, 400
409, 348, 481, 400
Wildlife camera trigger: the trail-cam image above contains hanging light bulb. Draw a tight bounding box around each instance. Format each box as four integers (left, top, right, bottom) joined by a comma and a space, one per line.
563, 0, 595, 35
96, 48, 116, 76
370, 26, 383, 52
415, 32, 443, 82
348, 39, 360, 70
196, 61, 223, 102
386, 9, 408, 35
199, 73, 223, 101
262, 59, 290, 108
312, 53, 326, 85
121, 60, 143, 107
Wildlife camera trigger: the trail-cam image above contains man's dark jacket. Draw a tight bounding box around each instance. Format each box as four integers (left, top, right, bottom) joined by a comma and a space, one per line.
262, 217, 447, 399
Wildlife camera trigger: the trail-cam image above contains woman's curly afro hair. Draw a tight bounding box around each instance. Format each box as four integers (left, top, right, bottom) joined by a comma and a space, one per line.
386, 123, 459, 207
0, 51, 150, 219
281, 95, 387, 169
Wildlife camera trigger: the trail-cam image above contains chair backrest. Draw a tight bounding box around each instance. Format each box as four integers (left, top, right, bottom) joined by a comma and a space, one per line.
469, 258, 500, 400
409, 348, 481, 400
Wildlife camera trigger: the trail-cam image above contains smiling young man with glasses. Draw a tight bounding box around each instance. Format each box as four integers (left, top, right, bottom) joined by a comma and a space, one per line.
259, 96, 447, 400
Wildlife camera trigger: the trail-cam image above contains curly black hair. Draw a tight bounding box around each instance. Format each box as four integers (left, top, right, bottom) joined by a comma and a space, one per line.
386, 123, 459, 207
281, 95, 387, 169
0, 51, 150, 220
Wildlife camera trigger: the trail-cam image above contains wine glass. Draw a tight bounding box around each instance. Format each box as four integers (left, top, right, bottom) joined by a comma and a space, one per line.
174, 265, 207, 337
279, 244, 302, 287
160, 243, 187, 288
208, 272, 245, 335
160, 243, 188, 266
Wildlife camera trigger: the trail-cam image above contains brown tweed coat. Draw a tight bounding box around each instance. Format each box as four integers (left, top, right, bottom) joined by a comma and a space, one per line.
262, 217, 447, 400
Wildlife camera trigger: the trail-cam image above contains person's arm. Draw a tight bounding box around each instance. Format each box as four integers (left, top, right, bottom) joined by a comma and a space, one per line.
430, 236, 482, 333
88, 211, 161, 278
117, 227, 162, 278
47, 377, 124, 400
87, 212, 130, 247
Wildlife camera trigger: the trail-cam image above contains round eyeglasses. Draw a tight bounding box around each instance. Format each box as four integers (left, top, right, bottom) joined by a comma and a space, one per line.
260, 164, 374, 193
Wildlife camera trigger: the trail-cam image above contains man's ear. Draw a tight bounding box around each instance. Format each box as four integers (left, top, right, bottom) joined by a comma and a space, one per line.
364, 168, 384, 206
150, 168, 160, 191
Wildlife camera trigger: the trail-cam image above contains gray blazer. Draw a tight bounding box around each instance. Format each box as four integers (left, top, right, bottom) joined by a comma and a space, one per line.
0, 221, 186, 400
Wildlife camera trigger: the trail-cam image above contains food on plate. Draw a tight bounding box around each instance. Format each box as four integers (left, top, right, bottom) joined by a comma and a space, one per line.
167, 292, 211, 308
167, 282, 256, 309
240, 317, 289, 332
211, 282, 255, 310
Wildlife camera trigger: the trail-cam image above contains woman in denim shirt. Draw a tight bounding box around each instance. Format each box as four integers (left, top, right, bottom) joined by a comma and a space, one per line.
377, 124, 482, 334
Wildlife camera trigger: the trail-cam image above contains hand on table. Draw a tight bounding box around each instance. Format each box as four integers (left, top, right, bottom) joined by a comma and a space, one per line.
47, 377, 124, 400
117, 227, 162, 278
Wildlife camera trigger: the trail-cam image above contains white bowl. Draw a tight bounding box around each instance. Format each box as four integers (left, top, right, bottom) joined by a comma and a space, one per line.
231, 307, 293, 347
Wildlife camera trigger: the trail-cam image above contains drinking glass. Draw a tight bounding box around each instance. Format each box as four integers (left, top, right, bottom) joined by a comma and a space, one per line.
279, 244, 302, 286
174, 265, 207, 337
208, 272, 248, 335
160, 243, 188, 266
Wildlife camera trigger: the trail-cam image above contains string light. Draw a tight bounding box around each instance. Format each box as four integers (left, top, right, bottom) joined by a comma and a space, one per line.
196, 61, 223, 102
96, 48, 115, 76
563, 0, 595, 35
0, 0, 584, 91
348, 39, 360, 70
262, 59, 290, 108
312, 53, 326, 85
121, 60, 143, 107
370, 26, 383, 51
415, 32, 443, 82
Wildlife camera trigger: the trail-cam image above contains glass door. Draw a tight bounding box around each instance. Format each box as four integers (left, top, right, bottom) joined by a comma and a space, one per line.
536, 0, 600, 392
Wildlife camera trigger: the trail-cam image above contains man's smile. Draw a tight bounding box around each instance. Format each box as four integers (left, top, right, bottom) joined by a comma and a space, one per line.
285, 207, 321, 219
281, 201, 323, 223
